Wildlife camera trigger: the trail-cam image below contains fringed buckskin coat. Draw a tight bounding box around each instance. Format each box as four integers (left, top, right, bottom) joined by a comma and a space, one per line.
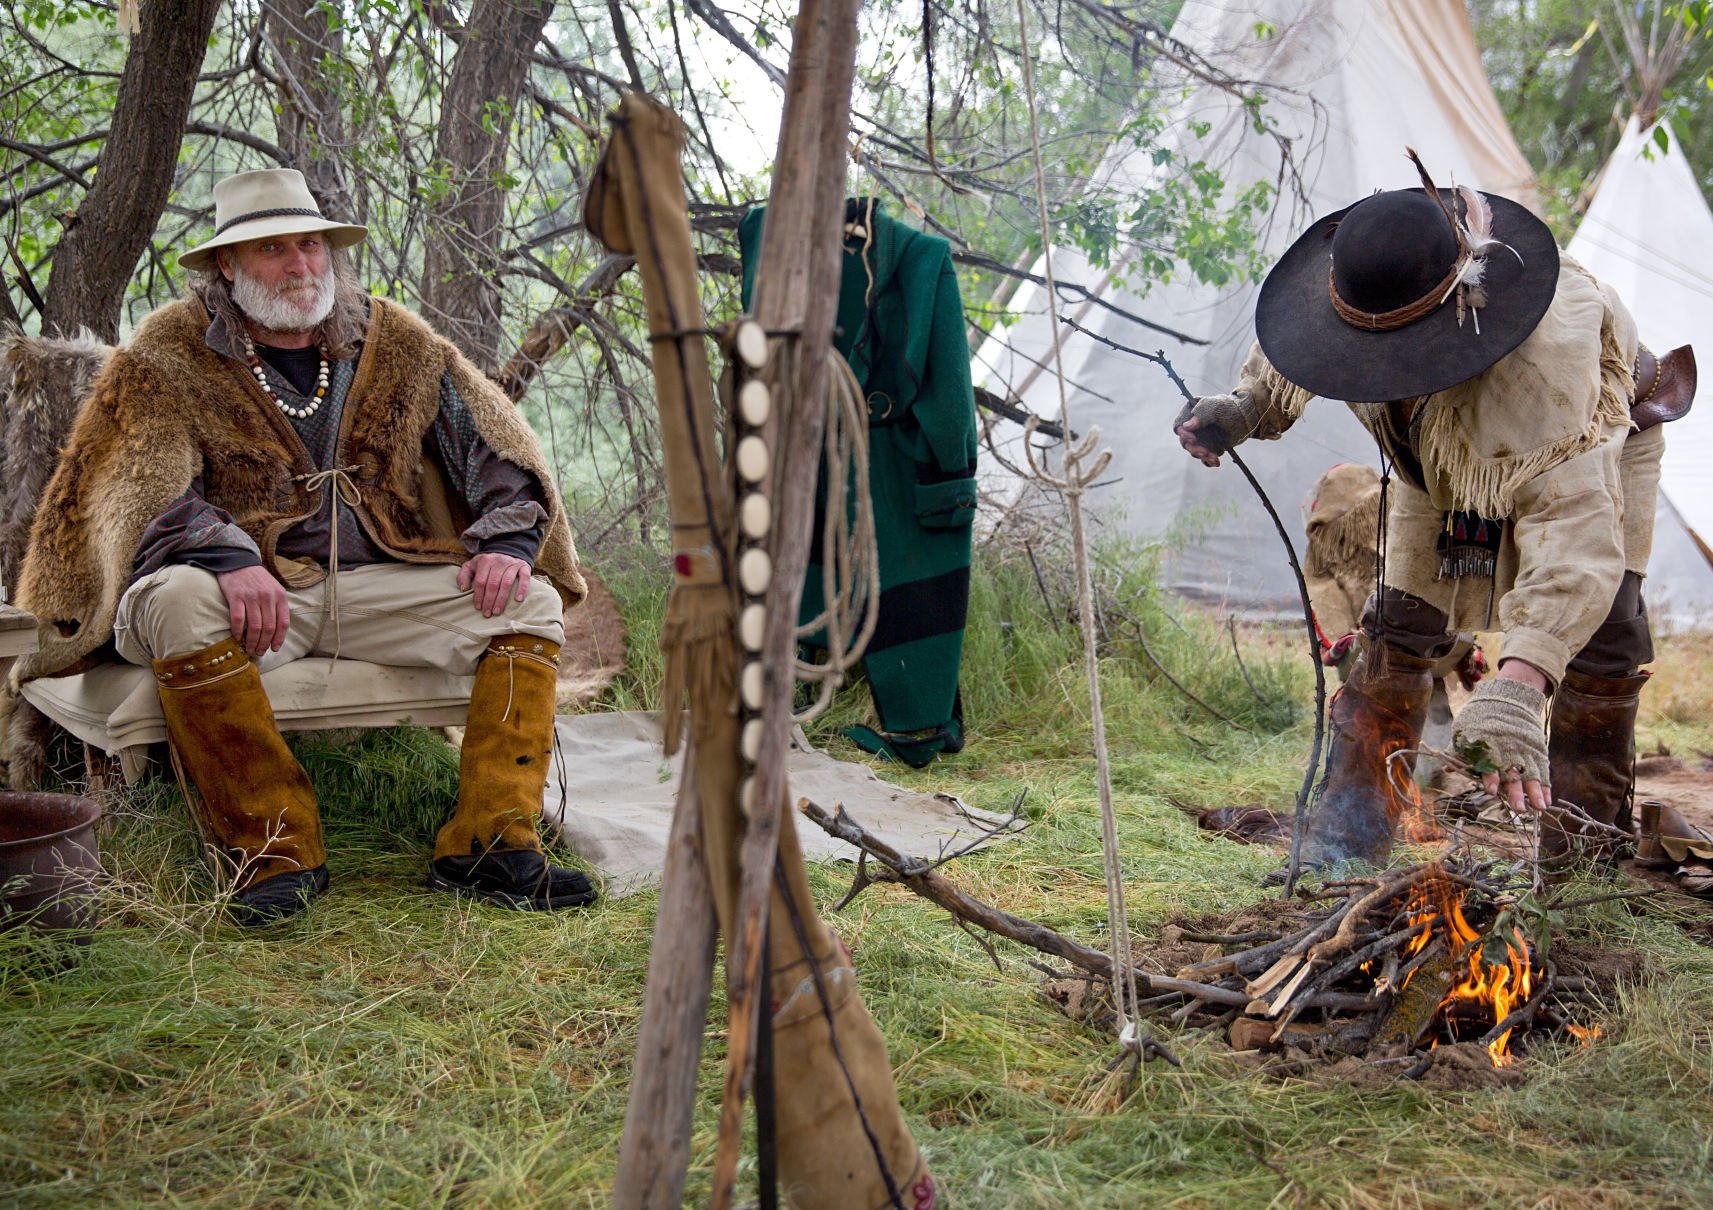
10, 296, 586, 693
1219, 258, 1654, 685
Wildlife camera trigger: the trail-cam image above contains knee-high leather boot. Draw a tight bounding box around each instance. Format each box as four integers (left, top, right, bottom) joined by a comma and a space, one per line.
430, 635, 596, 909
153, 638, 326, 920
1542, 669, 1648, 862
1297, 645, 1435, 871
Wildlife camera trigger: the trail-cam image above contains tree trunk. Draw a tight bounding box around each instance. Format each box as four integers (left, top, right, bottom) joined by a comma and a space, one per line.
39, 0, 223, 341
262, 0, 361, 225
419, 0, 554, 372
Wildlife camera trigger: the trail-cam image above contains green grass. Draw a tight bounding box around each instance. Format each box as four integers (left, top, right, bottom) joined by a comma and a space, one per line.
3, 546, 1712, 1208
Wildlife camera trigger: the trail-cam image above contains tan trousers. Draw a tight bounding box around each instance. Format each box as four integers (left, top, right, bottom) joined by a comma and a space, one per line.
114, 563, 564, 673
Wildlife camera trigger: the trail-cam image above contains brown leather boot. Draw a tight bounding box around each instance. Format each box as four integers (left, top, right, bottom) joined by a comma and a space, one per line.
1295, 645, 1435, 872
1541, 669, 1648, 863
153, 638, 326, 919
430, 635, 596, 909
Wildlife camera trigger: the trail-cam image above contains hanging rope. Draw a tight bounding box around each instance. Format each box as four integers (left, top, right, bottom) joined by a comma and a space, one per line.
1009, 0, 1148, 1061
792, 348, 881, 722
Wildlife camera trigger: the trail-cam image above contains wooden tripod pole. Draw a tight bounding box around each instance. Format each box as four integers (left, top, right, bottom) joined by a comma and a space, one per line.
604, 2, 881, 1205
708, 0, 862, 1203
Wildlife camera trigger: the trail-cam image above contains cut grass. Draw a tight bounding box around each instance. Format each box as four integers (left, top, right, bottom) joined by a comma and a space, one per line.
2, 546, 1711, 1208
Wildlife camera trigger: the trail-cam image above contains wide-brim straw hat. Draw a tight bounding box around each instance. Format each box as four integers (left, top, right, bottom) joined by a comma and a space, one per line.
179, 168, 366, 272
1254, 185, 1559, 403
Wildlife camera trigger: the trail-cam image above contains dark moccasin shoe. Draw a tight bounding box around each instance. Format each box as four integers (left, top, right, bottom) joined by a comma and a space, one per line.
428, 849, 598, 911
230, 866, 329, 926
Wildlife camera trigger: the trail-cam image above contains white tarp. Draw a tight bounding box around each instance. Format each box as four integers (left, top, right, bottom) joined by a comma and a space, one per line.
542, 711, 1017, 895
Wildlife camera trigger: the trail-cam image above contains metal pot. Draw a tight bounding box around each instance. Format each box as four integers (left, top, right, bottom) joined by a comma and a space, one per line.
0, 791, 102, 935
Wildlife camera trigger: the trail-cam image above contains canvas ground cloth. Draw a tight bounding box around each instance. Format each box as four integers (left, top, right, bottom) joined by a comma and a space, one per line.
542, 710, 1014, 896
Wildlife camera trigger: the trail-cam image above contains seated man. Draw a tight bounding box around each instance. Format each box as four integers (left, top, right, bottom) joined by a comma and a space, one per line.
12, 168, 596, 923
1172, 162, 1701, 876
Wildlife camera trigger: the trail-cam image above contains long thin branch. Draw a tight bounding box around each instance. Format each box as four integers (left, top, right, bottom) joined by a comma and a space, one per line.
1150, 349, 1327, 896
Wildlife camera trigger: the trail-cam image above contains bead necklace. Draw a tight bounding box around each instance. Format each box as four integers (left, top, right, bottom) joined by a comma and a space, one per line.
242, 332, 329, 420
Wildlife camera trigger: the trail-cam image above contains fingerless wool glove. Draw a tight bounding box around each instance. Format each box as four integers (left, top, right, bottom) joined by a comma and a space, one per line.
1453, 676, 1549, 782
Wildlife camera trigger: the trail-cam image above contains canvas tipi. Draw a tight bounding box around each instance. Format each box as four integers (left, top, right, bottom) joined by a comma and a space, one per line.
1566, 115, 1713, 625
975, 0, 1537, 613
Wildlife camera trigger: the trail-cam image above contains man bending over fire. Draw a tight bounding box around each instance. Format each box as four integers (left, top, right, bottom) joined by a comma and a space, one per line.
1172, 158, 1706, 881
13, 169, 597, 922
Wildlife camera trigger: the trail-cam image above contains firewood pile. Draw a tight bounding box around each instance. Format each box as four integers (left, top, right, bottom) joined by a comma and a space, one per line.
1133, 859, 1605, 1071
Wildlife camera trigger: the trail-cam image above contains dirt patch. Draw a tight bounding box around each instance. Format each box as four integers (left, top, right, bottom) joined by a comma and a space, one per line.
1549, 939, 1660, 990
1636, 762, 1713, 837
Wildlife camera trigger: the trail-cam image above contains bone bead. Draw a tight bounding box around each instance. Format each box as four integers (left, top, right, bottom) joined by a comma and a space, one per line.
736, 435, 770, 483
740, 604, 766, 651
741, 718, 764, 762
741, 661, 765, 710
738, 379, 771, 427
735, 321, 768, 369
740, 492, 771, 539
739, 548, 772, 595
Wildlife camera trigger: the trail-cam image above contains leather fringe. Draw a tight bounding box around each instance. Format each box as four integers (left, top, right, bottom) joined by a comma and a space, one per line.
658, 585, 736, 755
1306, 491, 1382, 577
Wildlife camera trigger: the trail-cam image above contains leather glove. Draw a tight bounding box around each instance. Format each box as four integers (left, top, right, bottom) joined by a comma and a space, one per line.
1323, 632, 1357, 666
1452, 677, 1549, 784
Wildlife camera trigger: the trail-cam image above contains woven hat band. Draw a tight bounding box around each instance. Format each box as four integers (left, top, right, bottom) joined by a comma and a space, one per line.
214, 206, 325, 236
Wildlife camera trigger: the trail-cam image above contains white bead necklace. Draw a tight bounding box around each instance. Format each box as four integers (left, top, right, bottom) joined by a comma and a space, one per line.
243, 333, 329, 420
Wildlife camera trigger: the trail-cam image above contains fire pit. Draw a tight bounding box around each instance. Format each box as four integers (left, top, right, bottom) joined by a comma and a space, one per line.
1138, 859, 1607, 1077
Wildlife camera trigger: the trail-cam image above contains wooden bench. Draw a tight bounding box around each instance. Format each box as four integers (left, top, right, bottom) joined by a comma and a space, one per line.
21, 658, 472, 787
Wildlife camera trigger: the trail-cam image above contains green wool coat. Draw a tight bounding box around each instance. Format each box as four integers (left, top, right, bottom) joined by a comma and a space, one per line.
739, 201, 978, 766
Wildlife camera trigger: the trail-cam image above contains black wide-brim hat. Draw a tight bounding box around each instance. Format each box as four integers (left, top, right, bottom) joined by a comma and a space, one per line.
1255, 187, 1559, 403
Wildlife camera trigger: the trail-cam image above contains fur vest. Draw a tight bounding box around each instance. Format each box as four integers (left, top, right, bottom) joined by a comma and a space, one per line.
10, 296, 585, 687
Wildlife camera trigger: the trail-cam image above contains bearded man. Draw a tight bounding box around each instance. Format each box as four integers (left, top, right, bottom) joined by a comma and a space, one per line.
1172, 166, 1703, 878
14, 168, 596, 922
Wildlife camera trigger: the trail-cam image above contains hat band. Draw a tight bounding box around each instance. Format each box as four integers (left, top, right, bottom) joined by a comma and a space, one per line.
1327, 260, 1461, 333
213, 206, 325, 236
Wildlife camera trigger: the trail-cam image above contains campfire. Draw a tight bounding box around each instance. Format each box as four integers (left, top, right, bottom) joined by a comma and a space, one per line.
801, 802, 1618, 1084
1142, 859, 1603, 1074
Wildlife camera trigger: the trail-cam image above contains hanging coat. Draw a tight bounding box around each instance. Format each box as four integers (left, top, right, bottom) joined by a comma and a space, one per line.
739, 200, 978, 766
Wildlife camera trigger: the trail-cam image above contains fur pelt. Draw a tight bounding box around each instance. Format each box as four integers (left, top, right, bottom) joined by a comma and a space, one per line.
556, 567, 627, 708
0, 326, 114, 788
0, 325, 112, 594
11, 297, 586, 694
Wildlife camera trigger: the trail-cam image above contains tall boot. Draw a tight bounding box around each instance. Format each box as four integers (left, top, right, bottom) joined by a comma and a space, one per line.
429, 635, 596, 909
1296, 645, 1435, 871
153, 638, 326, 920
1542, 669, 1648, 862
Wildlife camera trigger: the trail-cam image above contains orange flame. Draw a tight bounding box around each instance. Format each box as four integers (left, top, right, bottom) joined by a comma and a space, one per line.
1398, 868, 1535, 1066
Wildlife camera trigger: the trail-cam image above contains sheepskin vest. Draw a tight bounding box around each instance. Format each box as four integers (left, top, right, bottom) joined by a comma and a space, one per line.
10, 296, 585, 687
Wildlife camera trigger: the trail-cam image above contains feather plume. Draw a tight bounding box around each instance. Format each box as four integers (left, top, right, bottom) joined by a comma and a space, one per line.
1406, 147, 1460, 231
1455, 184, 1521, 265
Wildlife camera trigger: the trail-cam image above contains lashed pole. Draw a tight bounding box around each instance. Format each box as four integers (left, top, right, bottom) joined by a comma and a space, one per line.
604, 3, 929, 1206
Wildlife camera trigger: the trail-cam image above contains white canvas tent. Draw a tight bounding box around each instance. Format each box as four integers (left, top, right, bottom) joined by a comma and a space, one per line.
974, 0, 1713, 625
1566, 116, 1713, 626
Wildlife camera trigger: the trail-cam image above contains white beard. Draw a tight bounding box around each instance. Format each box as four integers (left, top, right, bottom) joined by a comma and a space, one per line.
230, 261, 336, 335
